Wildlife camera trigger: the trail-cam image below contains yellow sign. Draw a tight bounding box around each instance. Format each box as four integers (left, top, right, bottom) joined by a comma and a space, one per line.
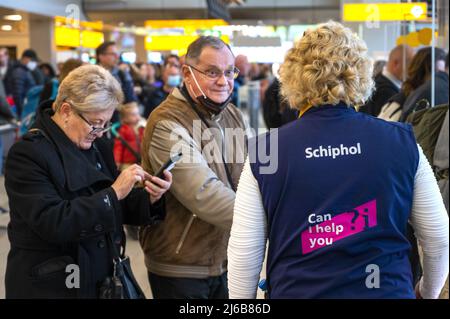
55, 16, 103, 31
145, 19, 228, 29
81, 30, 104, 49
343, 3, 427, 22
397, 28, 438, 47
145, 35, 229, 51
55, 26, 80, 47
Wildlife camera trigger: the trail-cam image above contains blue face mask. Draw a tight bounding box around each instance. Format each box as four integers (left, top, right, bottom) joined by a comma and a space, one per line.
167, 75, 181, 87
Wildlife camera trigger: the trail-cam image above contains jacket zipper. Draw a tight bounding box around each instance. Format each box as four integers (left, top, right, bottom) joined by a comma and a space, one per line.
175, 214, 197, 254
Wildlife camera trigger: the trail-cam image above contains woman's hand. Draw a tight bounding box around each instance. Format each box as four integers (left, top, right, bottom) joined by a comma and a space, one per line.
144, 170, 172, 204
111, 164, 150, 200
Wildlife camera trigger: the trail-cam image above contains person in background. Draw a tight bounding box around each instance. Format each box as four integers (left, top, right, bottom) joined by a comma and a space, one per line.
0, 79, 16, 176
142, 56, 182, 119
7, 49, 39, 120
136, 62, 157, 87
113, 102, 145, 171
39, 63, 56, 84
165, 54, 181, 69
231, 54, 250, 107
262, 77, 298, 129
4, 64, 172, 298
234, 55, 250, 86
399, 49, 448, 121
113, 101, 146, 241
39, 58, 84, 107
0, 78, 14, 123
228, 21, 448, 299
378, 47, 447, 122
96, 42, 137, 112
56, 62, 64, 77
372, 60, 387, 77
0, 47, 14, 95
360, 45, 414, 116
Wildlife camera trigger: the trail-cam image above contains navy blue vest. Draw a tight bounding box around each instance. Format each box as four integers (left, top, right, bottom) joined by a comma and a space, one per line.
250, 104, 419, 298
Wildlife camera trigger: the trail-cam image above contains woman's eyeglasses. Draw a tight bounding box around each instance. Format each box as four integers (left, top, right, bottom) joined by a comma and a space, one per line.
65, 101, 112, 135
76, 112, 112, 136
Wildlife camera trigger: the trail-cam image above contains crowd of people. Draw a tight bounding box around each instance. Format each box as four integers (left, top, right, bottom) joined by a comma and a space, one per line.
0, 20, 448, 299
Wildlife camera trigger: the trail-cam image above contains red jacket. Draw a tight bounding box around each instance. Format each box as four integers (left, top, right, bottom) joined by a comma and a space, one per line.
113, 124, 145, 165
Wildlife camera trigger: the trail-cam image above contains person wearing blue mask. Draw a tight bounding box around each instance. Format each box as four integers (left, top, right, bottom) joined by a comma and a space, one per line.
142, 55, 182, 119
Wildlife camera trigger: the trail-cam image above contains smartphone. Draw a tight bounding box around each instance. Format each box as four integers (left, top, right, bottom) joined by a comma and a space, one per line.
154, 152, 183, 179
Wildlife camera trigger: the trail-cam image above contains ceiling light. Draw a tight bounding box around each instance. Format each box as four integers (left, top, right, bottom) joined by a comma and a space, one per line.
1, 25, 13, 31
4, 14, 22, 21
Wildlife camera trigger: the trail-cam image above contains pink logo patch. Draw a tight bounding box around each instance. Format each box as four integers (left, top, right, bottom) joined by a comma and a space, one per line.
301, 199, 377, 254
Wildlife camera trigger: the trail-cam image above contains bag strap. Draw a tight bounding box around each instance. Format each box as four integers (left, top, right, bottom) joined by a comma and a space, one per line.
111, 125, 142, 163
106, 233, 123, 263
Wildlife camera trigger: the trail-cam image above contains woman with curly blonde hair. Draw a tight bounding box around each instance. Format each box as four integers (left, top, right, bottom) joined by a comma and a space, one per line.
228, 21, 448, 299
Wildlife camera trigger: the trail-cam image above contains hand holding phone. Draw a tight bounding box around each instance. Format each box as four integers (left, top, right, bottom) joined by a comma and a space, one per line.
154, 152, 183, 179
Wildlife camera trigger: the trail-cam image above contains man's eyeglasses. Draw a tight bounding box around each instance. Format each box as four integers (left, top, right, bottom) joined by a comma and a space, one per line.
188, 64, 240, 80
76, 112, 112, 136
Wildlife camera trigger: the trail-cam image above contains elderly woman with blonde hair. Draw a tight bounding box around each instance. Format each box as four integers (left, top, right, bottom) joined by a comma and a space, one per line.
4, 64, 172, 298
228, 21, 448, 299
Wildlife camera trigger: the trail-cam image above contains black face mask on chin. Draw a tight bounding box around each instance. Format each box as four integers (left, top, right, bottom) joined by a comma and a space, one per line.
187, 66, 232, 114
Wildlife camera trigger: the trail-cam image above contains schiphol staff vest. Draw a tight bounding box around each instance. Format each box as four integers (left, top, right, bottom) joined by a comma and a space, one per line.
250, 104, 419, 298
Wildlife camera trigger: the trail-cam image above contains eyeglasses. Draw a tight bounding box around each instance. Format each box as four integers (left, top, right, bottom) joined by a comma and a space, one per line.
76, 112, 112, 136
65, 101, 112, 135
188, 64, 240, 80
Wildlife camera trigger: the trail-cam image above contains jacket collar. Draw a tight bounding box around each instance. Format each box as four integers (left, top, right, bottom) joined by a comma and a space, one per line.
34, 101, 114, 192
301, 102, 357, 118
176, 85, 227, 122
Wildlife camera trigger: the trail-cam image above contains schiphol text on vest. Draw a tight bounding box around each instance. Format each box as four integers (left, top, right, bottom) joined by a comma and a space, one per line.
305, 142, 362, 159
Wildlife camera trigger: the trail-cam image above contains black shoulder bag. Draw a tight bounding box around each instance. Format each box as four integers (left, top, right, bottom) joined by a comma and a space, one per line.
98, 233, 146, 299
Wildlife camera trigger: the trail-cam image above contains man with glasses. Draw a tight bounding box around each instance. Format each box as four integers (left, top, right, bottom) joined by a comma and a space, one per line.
140, 36, 249, 299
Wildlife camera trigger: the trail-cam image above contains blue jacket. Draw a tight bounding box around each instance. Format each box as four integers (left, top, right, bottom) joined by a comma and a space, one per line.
111, 67, 137, 104
250, 104, 419, 298
10, 63, 36, 118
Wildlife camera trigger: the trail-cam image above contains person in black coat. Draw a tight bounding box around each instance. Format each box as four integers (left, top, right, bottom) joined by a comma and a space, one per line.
262, 77, 298, 129
360, 45, 414, 116
4, 64, 172, 298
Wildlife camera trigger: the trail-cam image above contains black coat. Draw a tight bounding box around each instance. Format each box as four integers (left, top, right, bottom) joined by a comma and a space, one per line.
9, 63, 36, 118
4, 101, 164, 298
360, 73, 399, 117
400, 71, 449, 121
262, 78, 298, 129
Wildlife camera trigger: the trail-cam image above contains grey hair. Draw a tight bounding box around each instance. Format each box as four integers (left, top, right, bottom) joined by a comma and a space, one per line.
54, 64, 124, 113
185, 36, 233, 65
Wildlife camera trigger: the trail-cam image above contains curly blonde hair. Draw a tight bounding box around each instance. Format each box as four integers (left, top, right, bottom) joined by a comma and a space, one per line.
279, 21, 374, 112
